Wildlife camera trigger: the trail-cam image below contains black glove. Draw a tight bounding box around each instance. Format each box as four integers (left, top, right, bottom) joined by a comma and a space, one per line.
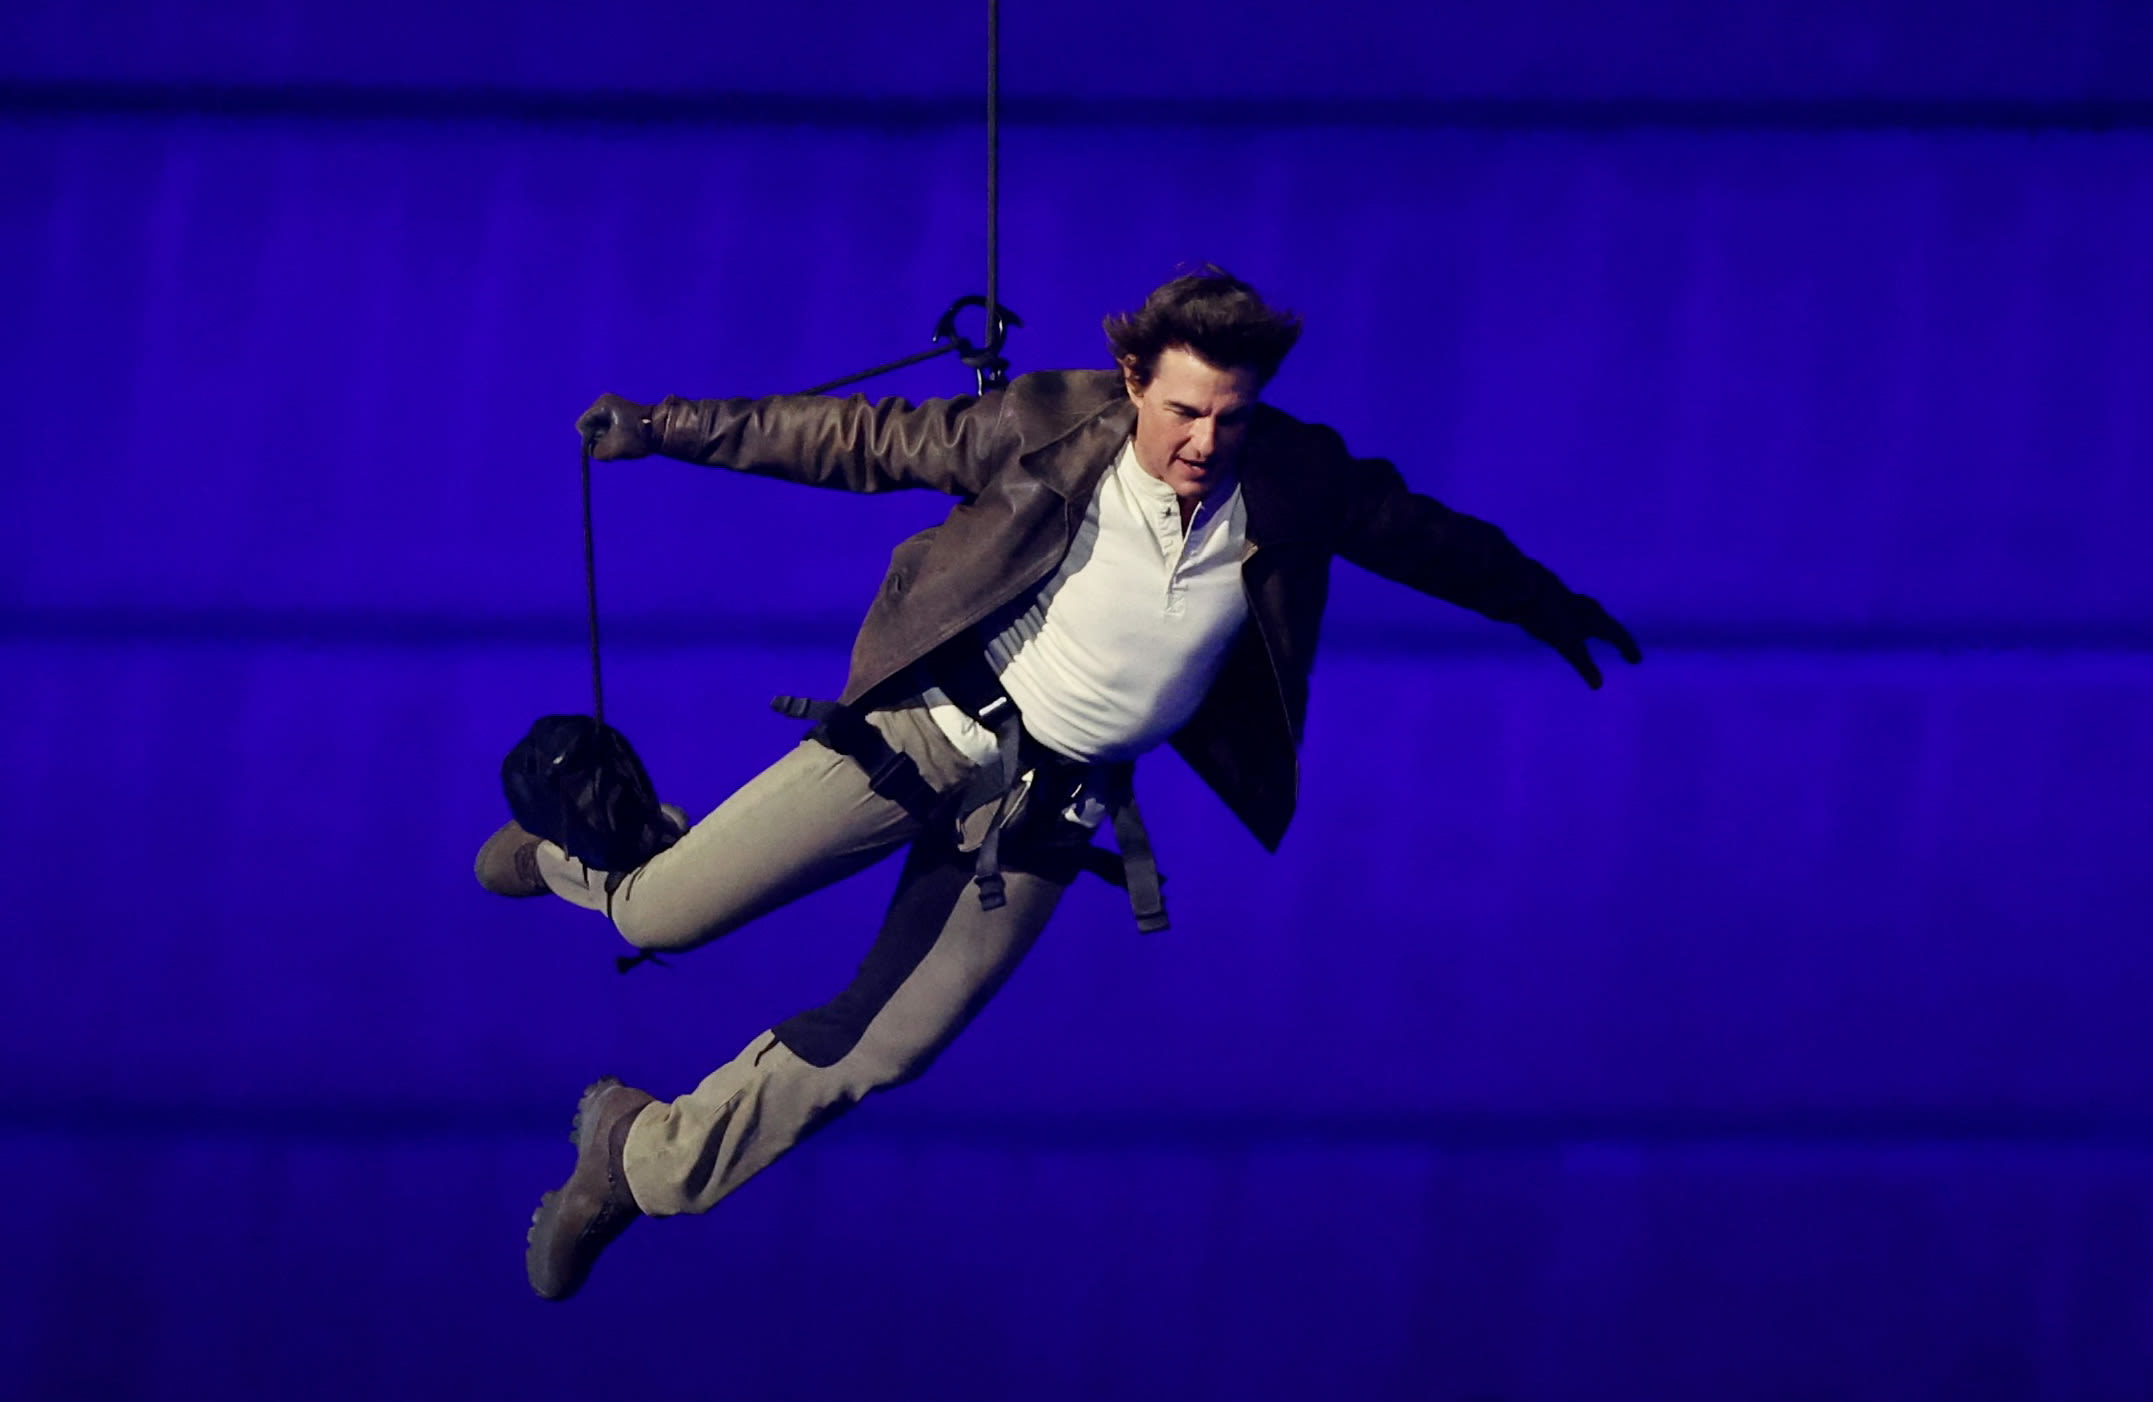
575, 393, 658, 460
1521, 592, 1643, 690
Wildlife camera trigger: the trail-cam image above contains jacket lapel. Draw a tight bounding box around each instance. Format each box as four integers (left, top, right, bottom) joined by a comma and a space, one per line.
1235, 425, 1320, 552
1018, 393, 1134, 504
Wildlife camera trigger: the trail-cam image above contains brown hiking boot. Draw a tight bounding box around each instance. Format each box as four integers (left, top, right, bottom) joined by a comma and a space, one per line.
474, 819, 549, 897
526, 1077, 656, 1301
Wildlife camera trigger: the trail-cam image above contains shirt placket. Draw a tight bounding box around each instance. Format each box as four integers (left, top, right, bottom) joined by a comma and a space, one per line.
1162, 500, 1211, 618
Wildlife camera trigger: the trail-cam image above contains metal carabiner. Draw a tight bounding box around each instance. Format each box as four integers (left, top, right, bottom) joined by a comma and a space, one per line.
933, 295, 1024, 394
795, 293, 1023, 399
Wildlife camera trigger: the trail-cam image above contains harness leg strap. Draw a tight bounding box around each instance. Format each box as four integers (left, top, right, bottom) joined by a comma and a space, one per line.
970, 708, 1024, 911
1108, 793, 1169, 934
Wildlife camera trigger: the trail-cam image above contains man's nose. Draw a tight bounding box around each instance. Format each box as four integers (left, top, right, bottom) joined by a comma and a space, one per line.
1187, 416, 1215, 458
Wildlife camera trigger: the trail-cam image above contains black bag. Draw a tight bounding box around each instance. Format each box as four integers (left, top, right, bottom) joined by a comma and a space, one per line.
500, 714, 682, 873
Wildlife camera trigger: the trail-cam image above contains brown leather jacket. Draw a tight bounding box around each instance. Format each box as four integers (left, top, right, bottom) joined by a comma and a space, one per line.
652, 369, 1568, 850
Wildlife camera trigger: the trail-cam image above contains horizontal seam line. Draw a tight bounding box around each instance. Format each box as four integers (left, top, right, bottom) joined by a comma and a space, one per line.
3, 612, 2152, 658
10, 1107, 2153, 1150
5, 84, 2153, 131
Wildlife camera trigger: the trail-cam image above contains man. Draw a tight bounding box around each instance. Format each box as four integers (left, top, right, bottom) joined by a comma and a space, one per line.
477, 268, 1641, 1301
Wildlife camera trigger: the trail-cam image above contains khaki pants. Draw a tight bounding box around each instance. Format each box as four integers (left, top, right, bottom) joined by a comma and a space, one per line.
535, 703, 1085, 1217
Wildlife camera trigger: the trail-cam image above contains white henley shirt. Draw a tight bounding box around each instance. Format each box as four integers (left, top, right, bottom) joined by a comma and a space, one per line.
925, 436, 1250, 772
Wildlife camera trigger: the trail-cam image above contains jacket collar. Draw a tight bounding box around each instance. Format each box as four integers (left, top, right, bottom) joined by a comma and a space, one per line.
1018, 386, 1134, 502
1231, 418, 1319, 550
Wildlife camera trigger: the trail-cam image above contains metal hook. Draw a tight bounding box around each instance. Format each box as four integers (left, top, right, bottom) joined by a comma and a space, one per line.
796, 293, 1024, 398
933, 294, 1023, 393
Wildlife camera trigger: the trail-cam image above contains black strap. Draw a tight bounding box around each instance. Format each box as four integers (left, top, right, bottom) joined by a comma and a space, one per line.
772, 695, 944, 822
1108, 793, 1168, 934
924, 647, 1170, 933
969, 705, 1024, 911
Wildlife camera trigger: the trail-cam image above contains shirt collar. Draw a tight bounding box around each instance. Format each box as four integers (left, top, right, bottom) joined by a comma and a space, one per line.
1112, 436, 1241, 524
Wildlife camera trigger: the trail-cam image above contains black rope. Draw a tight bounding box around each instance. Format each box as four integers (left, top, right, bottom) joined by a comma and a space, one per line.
802, 4, 1008, 399
987, 0, 999, 374
588, 428, 663, 977
578, 2, 1002, 715
797, 340, 964, 397
563, 5, 1009, 980
581, 435, 604, 726
579, 5, 1005, 720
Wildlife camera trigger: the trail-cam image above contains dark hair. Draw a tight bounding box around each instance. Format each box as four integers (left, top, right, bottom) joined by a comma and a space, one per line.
1104, 266, 1302, 388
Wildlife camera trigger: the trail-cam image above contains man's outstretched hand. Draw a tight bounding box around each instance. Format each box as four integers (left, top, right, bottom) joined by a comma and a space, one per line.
1523, 593, 1643, 690
576, 394, 658, 460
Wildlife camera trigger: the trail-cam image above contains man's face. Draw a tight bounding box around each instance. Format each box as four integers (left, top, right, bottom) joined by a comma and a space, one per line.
1124, 345, 1262, 506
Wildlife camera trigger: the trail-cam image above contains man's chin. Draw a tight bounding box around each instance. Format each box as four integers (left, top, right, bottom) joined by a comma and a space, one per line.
1176, 467, 1233, 502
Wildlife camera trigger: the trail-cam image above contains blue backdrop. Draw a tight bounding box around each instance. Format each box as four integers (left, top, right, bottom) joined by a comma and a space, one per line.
4, 3, 2151, 1399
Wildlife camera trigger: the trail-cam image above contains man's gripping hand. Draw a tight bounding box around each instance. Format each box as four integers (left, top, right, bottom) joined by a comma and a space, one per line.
1522, 592, 1643, 690
576, 394, 658, 460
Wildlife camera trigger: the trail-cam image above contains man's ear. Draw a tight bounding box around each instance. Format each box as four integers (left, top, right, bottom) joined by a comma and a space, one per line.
1119, 355, 1144, 402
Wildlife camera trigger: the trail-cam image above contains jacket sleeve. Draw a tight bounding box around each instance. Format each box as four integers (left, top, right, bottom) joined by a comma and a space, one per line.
649, 389, 1011, 497
1325, 432, 1569, 626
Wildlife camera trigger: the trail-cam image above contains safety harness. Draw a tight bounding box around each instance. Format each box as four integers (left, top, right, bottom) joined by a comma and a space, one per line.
771, 634, 1170, 935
